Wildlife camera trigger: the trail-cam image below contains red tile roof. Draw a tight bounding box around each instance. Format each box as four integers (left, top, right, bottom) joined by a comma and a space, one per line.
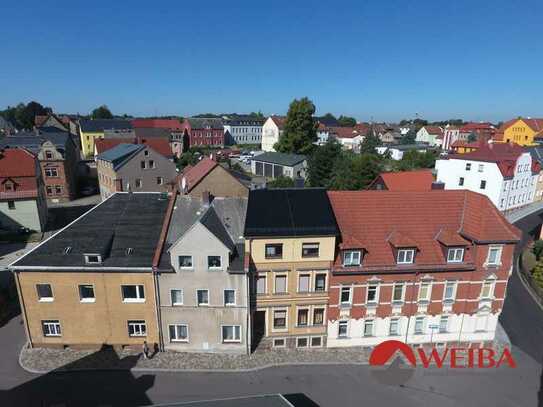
0, 148, 37, 177
179, 157, 218, 192
460, 122, 494, 132
95, 138, 133, 154
327, 190, 520, 271
270, 116, 286, 129
499, 117, 543, 134
424, 126, 443, 136
329, 126, 363, 139
131, 119, 183, 130
369, 170, 434, 192
94, 137, 173, 158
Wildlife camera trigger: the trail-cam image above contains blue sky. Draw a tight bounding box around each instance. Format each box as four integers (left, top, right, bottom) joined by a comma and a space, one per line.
1, 0, 542, 122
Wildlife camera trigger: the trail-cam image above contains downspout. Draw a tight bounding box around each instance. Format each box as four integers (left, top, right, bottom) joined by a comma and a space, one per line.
153, 267, 164, 351
14, 271, 33, 348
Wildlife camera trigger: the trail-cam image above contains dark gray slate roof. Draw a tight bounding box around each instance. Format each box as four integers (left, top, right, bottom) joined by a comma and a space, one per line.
79, 119, 133, 132
0, 130, 72, 154
223, 116, 265, 126
244, 188, 338, 238
187, 118, 224, 129
96, 143, 144, 170
251, 152, 306, 167
12, 193, 169, 269
527, 146, 543, 165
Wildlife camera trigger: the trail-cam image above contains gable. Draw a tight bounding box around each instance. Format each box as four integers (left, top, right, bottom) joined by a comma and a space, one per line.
189, 165, 248, 198
169, 221, 231, 256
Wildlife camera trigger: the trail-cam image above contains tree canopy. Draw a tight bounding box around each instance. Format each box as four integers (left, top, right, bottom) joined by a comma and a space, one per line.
359, 133, 381, 155
395, 150, 437, 171
400, 129, 417, 145
0, 101, 51, 130
267, 176, 295, 188
337, 115, 357, 127
274, 97, 317, 155
307, 140, 342, 187
91, 105, 113, 119
329, 153, 383, 190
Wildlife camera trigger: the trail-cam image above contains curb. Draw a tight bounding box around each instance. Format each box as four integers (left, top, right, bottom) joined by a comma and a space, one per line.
515, 250, 543, 312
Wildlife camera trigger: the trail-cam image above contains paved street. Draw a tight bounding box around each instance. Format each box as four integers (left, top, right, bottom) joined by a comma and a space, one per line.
0, 211, 542, 406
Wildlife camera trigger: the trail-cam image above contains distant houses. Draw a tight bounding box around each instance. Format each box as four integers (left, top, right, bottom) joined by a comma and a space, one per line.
79, 119, 133, 158
181, 118, 225, 149
223, 115, 265, 146
250, 152, 307, 180
261, 116, 285, 152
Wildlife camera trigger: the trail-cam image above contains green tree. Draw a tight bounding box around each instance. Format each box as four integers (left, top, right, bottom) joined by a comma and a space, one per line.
249, 111, 264, 118
267, 176, 295, 188
307, 140, 342, 187
396, 150, 437, 171
533, 240, 543, 260
359, 133, 381, 155
532, 260, 543, 289
10, 101, 51, 129
274, 97, 317, 155
330, 153, 383, 190
91, 105, 113, 119
400, 129, 417, 145
337, 115, 356, 127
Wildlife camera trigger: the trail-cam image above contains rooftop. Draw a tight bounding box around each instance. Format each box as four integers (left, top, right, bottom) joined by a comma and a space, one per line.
369, 169, 435, 192
0, 129, 73, 154
180, 157, 218, 192
95, 137, 173, 159
79, 119, 133, 133
131, 118, 183, 130
251, 152, 306, 167
11, 193, 170, 270
0, 148, 37, 178
244, 188, 338, 238
186, 118, 224, 129
96, 143, 144, 170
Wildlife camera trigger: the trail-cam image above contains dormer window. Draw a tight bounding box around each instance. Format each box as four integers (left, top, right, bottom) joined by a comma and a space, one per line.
84, 254, 102, 264
4, 182, 13, 192
397, 249, 415, 264
45, 151, 53, 159
447, 248, 464, 263
343, 250, 361, 267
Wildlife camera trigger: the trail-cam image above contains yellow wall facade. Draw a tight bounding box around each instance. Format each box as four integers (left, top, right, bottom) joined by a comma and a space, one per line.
502, 120, 536, 146
80, 131, 104, 158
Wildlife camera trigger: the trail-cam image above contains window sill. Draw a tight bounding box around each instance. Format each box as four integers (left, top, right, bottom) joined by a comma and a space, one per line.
171, 303, 183, 306
123, 299, 145, 303
80, 299, 96, 303
171, 339, 189, 343
44, 335, 62, 337
265, 257, 283, 260
129, 335, 147, 337
208, 268, 223, 271
225, 303, 236, 307
197, 304, 210, 307
222, 340, 242, 344
339, 303, 352, 309
179, 267, 194, 271
39, 298, 54, 303
366, 302, 378, 308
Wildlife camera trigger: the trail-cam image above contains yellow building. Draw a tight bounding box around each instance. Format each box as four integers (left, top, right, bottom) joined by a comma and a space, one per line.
79, 119, 133, 158
497, 117, 543, 146
244, 188, 339, 349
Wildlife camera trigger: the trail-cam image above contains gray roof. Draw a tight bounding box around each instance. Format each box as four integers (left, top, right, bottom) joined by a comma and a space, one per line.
96, 143, 144, 170
387, 143, 432, 151
0, 130, 73, 154
157, 195, 247, 272
527, 146, 543, 165
187, 118, 224, 129
11, 193, 169, 270
223, 116, 265, 126
79, 119, 133, 132
251, 152, 307, 167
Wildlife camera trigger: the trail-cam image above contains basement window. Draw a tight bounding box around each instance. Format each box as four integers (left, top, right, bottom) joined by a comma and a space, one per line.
84, 254, 102, 264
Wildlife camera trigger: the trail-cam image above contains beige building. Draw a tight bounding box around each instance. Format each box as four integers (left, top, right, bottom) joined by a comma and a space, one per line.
244, 188, 338, 349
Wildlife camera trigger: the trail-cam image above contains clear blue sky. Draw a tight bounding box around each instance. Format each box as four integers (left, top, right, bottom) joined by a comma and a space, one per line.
1, 0, 542, 122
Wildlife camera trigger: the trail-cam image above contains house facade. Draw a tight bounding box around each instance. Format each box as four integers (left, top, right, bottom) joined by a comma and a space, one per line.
328, 127, 365, 151
416, 126, 443, 146
250, 152, 307, 180
244, 189, 338, 349
131, 118, 183, 158
79, 119, 133, 158
97, 144, 177, 199
0, 148, 47, 232
223, 116, 265, 146
326, 190, 520, 348
494, 118, 543, 146
155, 194, 249, 353
435, 143, 539, 211
181, 118, 225, 148
10, 193, 169, 348
261, 116, 285, 152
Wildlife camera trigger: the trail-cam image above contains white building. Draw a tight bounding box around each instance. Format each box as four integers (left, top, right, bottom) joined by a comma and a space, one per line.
416, 126, 443, 146
223, 116, 265, 146
261, 116, 285, 152
435, 143, 539, 211
376, 144, 432, 160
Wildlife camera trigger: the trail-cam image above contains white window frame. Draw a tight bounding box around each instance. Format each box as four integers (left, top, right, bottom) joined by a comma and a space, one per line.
338, 320, 349, 338
397, 249, 415, 264
389, 318, 400, 336
272, 308, 288, 332
485, 246, 503, 266
178, 255, 193, 270
363, 319, 375, 337
297, 273, 311, 293
272, 337, 286, 348
296, 336, 309, 348
296, 306, 310, 327
301, 242, 320, 258
128, 320, 147, 337
121, 284, 145, 303
256, 274, 267, 295
36, 283, 54, 302
439, 315, 449, 333
42, 320, 61, 337
314, 273, 327, 292
312, 307, 325, 326
392, 282, 405, 303
414, 316, 425, 335
447, 248, 464, 263
207, 255, 222, 270
310, 336, 323, 348
221, 325, 242, 343
169, 324, 189, 342
340, 286, 352, 306
273, 273, 288, 294
223, 289, 236, 306
343, 250, 361, 266
170, 289, 183, 306
78, 284, 95, 303
418, 281, 432, 302
480, 280, 495, 300
196, 289, 210, 306
366, 282, 379, 304
443, 281, 457, 302
84, 254, 102, 264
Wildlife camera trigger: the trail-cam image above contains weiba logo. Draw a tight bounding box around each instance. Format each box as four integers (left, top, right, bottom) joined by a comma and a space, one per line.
369, 340, 516, 386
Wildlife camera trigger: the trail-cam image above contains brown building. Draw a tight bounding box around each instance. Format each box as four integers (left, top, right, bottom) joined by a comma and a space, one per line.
10, 192, 170, 348
179, 157, 249, 198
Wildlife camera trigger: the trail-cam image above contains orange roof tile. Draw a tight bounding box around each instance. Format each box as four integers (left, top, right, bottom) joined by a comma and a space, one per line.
370, 170, 434, 192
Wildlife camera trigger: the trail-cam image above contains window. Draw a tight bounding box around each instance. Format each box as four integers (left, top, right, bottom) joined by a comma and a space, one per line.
447, 248, 464, 263
296, 337, 309, 348
338, 320, 348, 337
208, 256, 222, 269
265, 244, 283, 259
156, 177, 163, 185
298, 274, 310, 292
273, 310, 287, 329
314, 273, 326, 292
364, 319, 374, 337
222, 325, 241, 343
273, 338, 286, 348
465, 163, 471, 171
170, 289, 183, 305
414, 316, 424, 334
224, 289, 236, 306
392, 283, 404, 303
480, 180, 486, 190
36, 284, 53, 302
149, 160, 155, 169
366, 283, 378, 304
135, 179, 142, 188
78, 285, 95, 302
197, 289, 209, 306
389, 318, 400, 336
480, 280, 494, 299
297, 308, 309, 326
144, 150, 149, 157
7, 200, 15, 210
478, 164, 484, 172
439, 315, 449, 333
443, 281, 456, 301
45, 168, 58, 177
4, 182, 13, 192
169, 324, 188, 342
418, 282, 431, 302
343, 250, 361, 266
302, 243, 319, 258
313, 308, 325, 325
84, 254, 101, 264
121, 285, 145, 302
486, 246, 502, 266
340, 286, 352, 305
42, 320, 61, 337
256, 274, 266, 294
45, 151, 53, 159
178, 255, 193, 269
128, 320, 147, 337
311, 336, 323, 347
397, 249, 415, 264
140, 161, 146, 169
459, 177, 464, 186
274, 274, 287, 294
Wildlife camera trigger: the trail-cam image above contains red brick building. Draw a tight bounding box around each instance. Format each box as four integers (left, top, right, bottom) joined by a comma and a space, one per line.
326, 190, 519, 348
181, 118, 225, 148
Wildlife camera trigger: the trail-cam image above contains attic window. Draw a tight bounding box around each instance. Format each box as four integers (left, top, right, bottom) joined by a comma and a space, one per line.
4, 183, 13, 191
397, 249, 415, 264
126, 248, 134, 256
84, 254, 102, 264
63, 247, 72, 255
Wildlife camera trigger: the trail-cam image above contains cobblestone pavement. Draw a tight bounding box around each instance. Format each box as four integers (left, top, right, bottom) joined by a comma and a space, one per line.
20, 345, 372, 373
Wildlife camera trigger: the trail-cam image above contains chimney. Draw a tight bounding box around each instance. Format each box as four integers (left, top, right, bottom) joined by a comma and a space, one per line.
431, 181, 445, 190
